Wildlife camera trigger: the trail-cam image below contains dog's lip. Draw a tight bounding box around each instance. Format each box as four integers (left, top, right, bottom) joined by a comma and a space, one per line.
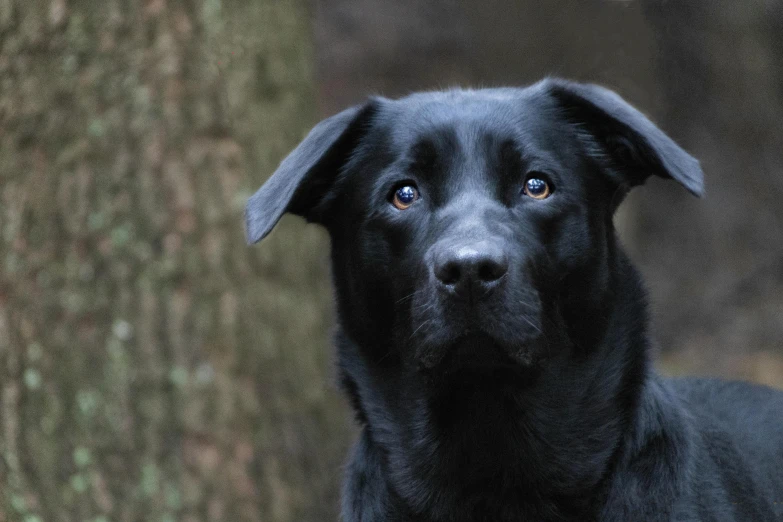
432, 331, 520, 372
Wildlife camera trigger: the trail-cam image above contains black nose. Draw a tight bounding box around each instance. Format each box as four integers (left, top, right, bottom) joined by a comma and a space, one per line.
433, 242, 509, 296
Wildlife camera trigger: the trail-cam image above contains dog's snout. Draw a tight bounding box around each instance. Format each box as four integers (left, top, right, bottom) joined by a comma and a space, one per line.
433, 242, 508, 295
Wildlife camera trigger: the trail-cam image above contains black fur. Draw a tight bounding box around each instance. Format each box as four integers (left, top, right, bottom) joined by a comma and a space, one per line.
247, 79, 783, 521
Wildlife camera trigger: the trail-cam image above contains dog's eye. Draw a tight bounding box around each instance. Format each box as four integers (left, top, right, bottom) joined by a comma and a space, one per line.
391, 185, 419, 210
523, 176, 551, 200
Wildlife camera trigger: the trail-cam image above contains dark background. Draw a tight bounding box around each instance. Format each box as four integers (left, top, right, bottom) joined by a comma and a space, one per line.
316, 0, 783, 379
1, 1, 781, 520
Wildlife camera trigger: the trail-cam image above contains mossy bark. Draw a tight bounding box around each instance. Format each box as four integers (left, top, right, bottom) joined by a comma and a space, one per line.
0, 1, 349, 520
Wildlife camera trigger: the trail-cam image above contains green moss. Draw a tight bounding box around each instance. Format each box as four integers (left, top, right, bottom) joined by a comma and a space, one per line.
165, 483, 182, 510
88, 119, 106, 138
88, 212, 106, 231
73, 447, 91, 468
69, 473, 88, 494
10, 493, 27, 513
203, 0, 224, 35
111, 319, 133, 342
140, 463, 160, 497
110, 225, 132, 248
169, 366, 188, 388
23, 368, 42, 390
76, 389, 100, 417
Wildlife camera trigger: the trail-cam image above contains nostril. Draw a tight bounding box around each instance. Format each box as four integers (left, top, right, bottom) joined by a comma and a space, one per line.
433, 244, 509, 289
436, 261, 462, 286
477, 259, 507, 283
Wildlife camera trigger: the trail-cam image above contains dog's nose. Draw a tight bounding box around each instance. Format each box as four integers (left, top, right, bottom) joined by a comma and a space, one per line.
434, 242, 508, 296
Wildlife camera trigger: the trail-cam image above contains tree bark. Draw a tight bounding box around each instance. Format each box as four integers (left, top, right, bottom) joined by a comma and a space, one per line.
0, 1, 348, 521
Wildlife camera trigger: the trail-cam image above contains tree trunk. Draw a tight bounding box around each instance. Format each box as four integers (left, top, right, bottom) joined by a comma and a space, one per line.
0, 1, 348, 521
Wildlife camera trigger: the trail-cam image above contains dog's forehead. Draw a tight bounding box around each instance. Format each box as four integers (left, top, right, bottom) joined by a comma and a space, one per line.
380, 87, 562, 153
370, 88, 570, 174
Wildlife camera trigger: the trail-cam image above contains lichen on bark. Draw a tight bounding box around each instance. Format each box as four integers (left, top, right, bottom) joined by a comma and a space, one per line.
0, 1, 348, 520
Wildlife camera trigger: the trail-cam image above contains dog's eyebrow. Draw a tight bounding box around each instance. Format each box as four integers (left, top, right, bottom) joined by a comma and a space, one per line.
494, 138, 524, 173
409, 139, 438, 168
490, 135, 564, 176
405, 129, 459, 168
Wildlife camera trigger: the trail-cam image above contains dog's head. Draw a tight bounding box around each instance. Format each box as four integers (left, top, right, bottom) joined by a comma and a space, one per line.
246, 79, 703, 381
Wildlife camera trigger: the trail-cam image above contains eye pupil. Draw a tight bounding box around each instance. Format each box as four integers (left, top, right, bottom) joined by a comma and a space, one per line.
526, 179, 545, 194
524, 177, 551, 199
396, 186, 416, 204
392, 185, 419, 209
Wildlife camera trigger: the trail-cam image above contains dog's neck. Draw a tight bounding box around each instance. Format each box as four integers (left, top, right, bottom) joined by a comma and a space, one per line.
338, 253, 653, 520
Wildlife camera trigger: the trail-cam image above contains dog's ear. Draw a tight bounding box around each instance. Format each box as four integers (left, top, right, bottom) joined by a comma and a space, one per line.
245, 101, 378, 244
544, 79, 704, 199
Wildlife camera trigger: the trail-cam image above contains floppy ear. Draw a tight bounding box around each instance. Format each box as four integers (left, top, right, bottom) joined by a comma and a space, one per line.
245, 101, 377, 244
543, 79, 704, 199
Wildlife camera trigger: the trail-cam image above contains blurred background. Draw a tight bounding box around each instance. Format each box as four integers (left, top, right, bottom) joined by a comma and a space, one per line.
0, 1, 781, 520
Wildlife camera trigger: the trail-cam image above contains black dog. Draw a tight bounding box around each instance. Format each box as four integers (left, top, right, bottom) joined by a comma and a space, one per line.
246, 79, 783, 521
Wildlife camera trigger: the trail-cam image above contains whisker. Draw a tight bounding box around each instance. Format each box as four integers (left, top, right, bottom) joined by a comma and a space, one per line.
410, 319, 433, 340
517, 301, 538, 311
395, 292, 417, 305
410, 302, 437, 314
518, 309, 542, 334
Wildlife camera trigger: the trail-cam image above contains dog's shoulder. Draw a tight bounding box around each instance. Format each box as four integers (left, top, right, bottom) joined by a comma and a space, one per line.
667, 377, 783, 472
667, 377, 783, 519
604, 377, 783, 521
668, 376, 783, 437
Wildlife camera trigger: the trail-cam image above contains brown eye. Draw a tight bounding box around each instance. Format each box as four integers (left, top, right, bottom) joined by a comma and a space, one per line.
392, 185, 419, 210
523, 177, 551, 200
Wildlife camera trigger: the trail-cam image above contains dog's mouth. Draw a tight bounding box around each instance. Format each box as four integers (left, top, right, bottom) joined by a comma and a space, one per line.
416, 330, 537, 374
446, 332, 519, 369
408, 279, 545, 373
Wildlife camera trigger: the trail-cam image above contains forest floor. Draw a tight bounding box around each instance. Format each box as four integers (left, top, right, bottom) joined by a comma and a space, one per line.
658, 350, 783, 390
